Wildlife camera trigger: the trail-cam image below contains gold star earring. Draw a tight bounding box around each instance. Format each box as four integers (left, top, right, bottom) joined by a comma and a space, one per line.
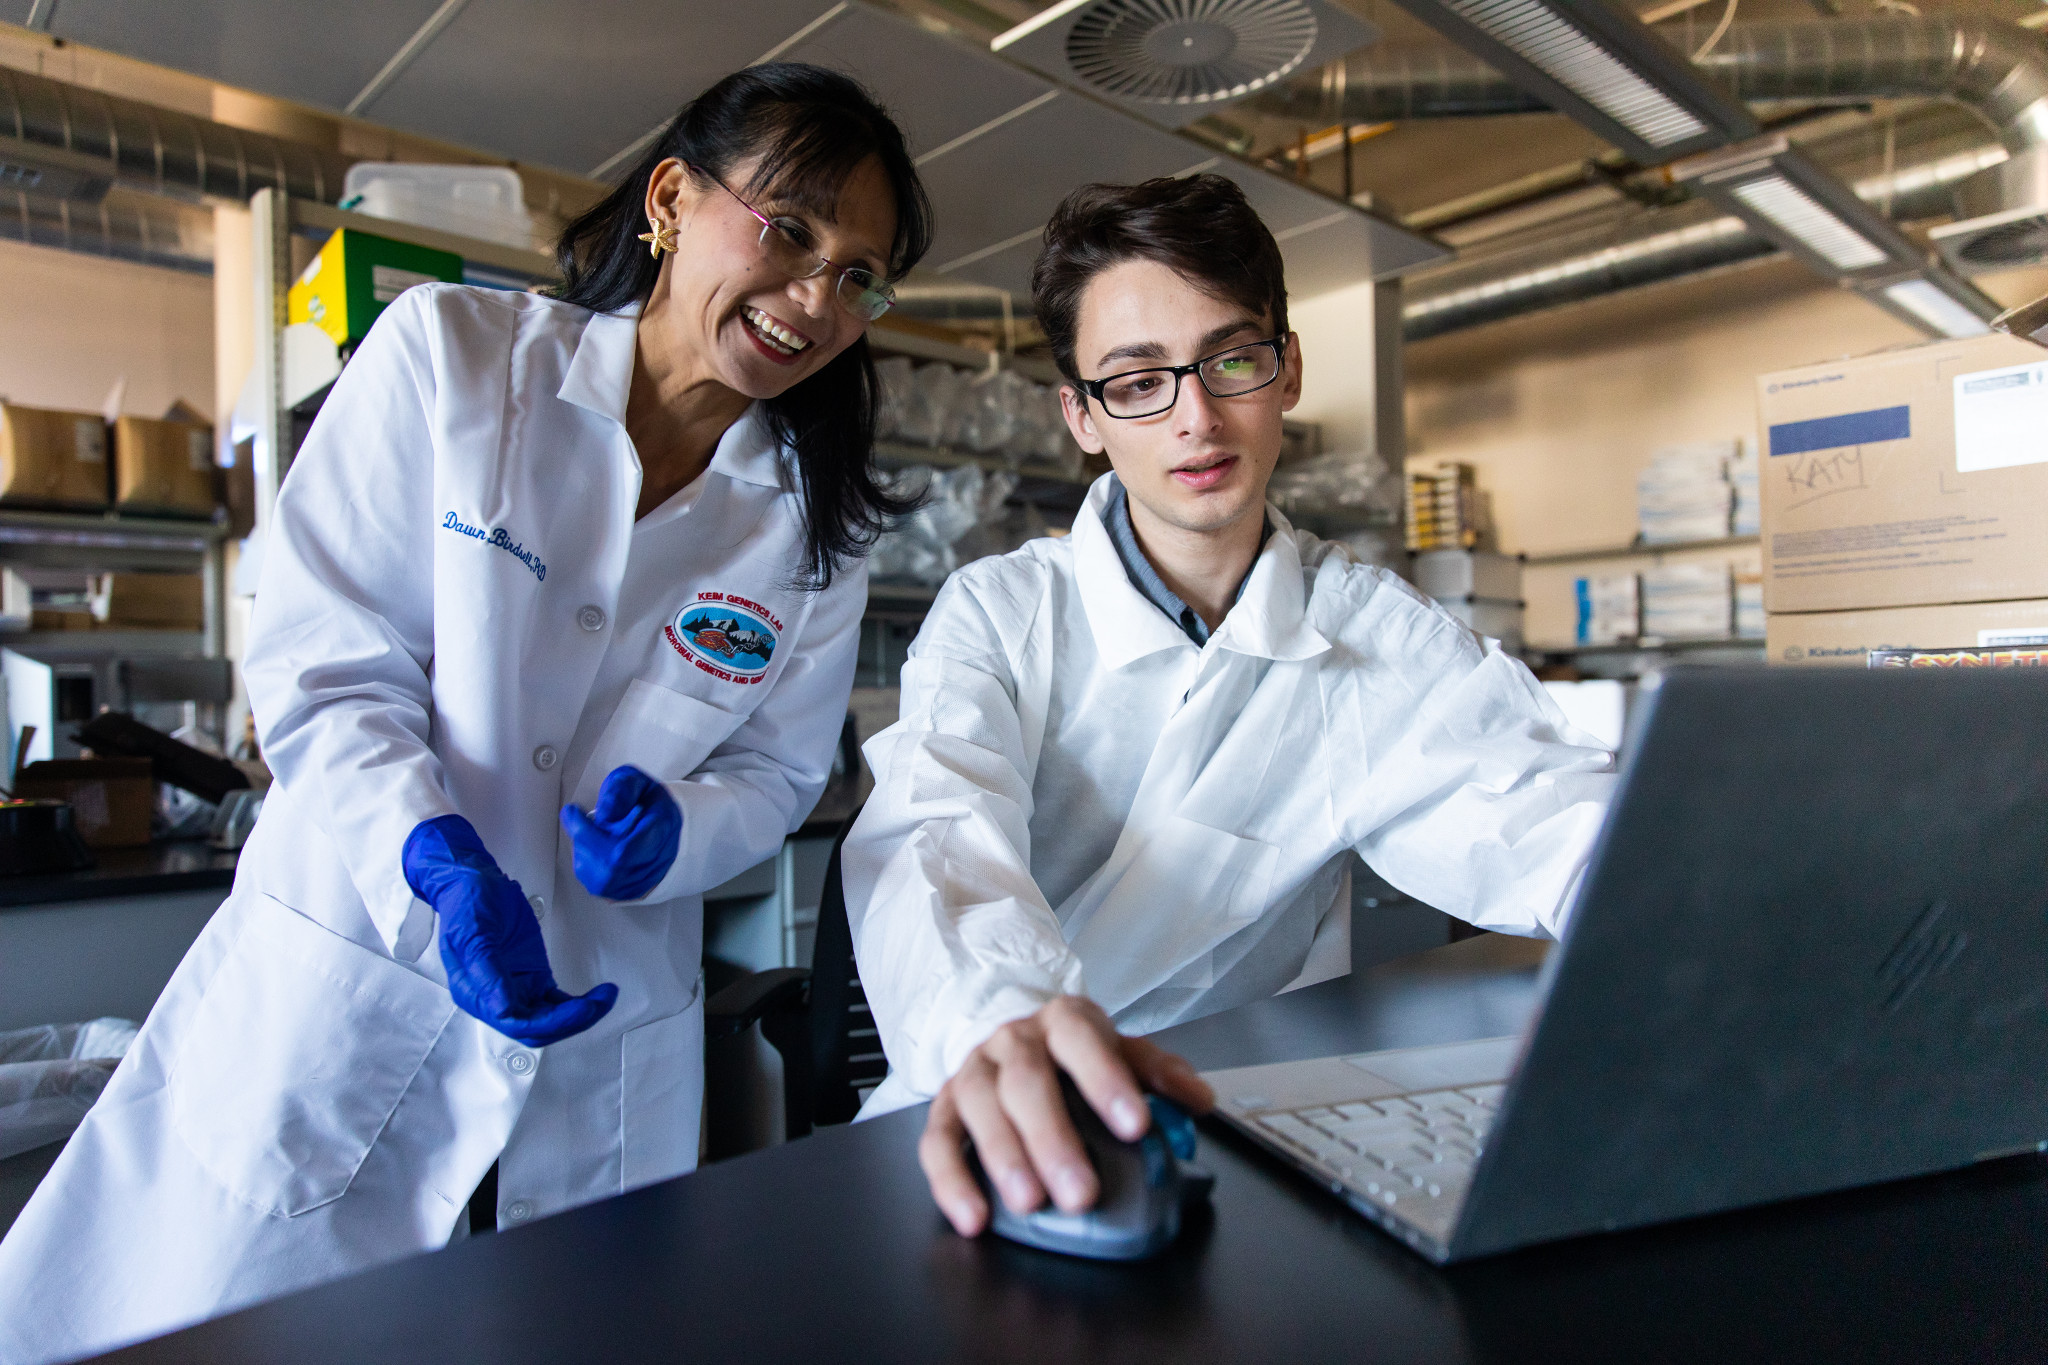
638, 217, 678, 258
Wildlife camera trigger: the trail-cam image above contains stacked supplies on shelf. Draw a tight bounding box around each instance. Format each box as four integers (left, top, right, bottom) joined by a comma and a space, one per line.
1574, 573, 1639, 646
1641, 562, 1733, 640
1735, 569, 1765, 638
873, 356, 1081, 474
1415, 549, 1523, 650
1405, 462, 1478, 551
1637, 441, 1736, 545
1730, 444, 1760, 536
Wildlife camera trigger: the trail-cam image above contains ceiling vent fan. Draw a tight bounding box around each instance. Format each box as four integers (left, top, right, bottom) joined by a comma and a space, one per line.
993, 0, 1378, 128
1930, 149, 2048, 275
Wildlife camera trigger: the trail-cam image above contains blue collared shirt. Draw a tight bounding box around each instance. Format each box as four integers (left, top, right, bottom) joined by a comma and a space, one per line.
1101, 475, 1271, 647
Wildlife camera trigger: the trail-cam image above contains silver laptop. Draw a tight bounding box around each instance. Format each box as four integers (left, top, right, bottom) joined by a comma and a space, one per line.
1207, 667, 2048, 1263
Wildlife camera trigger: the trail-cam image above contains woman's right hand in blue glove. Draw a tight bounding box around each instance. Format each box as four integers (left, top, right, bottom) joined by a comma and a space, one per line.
403, 814, 617, 1047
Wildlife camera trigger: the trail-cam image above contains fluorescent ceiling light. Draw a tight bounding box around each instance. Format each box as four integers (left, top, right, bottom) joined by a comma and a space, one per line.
1882, 280, 1992, 338
1441, 0, 1707, 148
1727, 174, 1889, 271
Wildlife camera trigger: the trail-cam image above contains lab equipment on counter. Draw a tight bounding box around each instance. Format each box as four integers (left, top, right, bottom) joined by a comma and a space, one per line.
970, 1077, 1212, 1261
0, 799, 94, 874
73, 711, 250, 805
403, 813, 618, 1047
560, 764, 681, 900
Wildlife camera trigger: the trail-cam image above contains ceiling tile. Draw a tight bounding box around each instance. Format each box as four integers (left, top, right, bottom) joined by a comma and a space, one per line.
361, 0, 838, 174
776, 6, 1047, 162
47, 0, 445, 112
915, 93, 1202, 273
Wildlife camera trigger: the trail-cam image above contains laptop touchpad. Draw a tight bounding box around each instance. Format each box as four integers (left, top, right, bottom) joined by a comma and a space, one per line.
1345, 1036, 1521, 1092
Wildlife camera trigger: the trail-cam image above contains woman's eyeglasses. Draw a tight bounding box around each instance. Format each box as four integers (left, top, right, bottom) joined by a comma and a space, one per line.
1073, 337, 1287, 419
690, 163, 896, 322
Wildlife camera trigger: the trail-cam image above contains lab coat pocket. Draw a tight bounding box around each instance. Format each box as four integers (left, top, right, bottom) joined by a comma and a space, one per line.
1065, 817, 1279, 1015
619, 980, 704, 1192
572, 678, 747, 807
168, 894, 455, 1217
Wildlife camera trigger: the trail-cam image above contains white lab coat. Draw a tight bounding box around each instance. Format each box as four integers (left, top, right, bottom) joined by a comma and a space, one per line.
0, 285, 862, 1364
844, 477, 1614, 1114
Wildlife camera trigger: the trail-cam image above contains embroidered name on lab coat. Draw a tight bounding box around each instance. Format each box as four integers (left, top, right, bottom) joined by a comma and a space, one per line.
441, 512, 547, 581
665, 592, 782, 685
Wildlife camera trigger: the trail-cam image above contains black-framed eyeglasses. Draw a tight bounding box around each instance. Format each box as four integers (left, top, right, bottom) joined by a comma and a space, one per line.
689, 162, 897, 322
1073, 337, 1287, 419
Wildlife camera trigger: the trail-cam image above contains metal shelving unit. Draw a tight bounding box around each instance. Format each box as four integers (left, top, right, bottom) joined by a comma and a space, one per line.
0, 510, 229, 657
1525, 534, 1760, 566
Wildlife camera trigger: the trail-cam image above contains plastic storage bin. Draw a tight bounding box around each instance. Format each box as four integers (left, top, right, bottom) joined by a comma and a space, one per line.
342, 163, 535, 251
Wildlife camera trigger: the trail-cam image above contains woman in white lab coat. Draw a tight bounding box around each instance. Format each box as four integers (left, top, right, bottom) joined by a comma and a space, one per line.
0, 64, 931, 1364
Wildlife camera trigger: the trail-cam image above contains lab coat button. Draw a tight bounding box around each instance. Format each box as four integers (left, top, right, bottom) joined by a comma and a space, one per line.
505, 1051, 536, 1076
528, 894, 546, 920
532, 745, 559, 771
503, 1200, 533, 1223
577, 605, 607, 632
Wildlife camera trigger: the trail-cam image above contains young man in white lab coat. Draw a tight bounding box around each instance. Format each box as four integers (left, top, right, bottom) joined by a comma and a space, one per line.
841, 174, 1616, 1237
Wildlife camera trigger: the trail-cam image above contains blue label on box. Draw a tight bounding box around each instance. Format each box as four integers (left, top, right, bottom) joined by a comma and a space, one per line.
1767, 405, 1911, 457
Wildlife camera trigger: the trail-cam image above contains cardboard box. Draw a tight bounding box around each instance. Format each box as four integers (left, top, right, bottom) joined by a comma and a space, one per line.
90, 573, 203, 630
14, 757, 153, 847
1765, 597, 2048, 666
288, 228, 463, 348
112, 415, 216, 518
1756, 333, 2048, 614
0, 403, 108, 510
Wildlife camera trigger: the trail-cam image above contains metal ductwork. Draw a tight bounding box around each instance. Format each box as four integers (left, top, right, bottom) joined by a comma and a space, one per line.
3, 188, 214, 274
1260, 18, 2048, 276
0, 65, 347, 270
1259, 19, 2048, 150
0, 66, 345, 205
1403, 106, 2007, 339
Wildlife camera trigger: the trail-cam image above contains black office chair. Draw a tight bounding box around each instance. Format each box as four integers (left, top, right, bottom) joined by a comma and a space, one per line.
703, 806, 885, 1156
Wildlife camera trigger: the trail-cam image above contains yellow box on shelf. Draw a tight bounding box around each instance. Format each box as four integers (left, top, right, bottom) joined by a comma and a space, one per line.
287, 228, 463, 349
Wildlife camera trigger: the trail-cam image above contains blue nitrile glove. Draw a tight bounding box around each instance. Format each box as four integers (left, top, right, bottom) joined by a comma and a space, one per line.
559, 765, 683, 900
403, 814, 618, 1047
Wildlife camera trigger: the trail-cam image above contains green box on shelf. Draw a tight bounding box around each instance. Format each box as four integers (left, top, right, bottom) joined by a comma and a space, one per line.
287, 228, 463, 348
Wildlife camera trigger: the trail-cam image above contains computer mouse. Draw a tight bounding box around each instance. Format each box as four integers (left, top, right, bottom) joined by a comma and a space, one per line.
969, 1077, 1212, 1261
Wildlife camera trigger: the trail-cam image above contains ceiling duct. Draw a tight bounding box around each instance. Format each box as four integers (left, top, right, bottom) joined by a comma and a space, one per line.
0, 66, 344, 210
1259, 17, 2048, 270
992, 0, 1378, 127
0, 188, 214, 274
1403, 105, 2007, 339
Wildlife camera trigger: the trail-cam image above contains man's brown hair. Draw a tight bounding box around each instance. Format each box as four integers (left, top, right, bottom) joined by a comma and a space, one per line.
1030, 173, 1288, 386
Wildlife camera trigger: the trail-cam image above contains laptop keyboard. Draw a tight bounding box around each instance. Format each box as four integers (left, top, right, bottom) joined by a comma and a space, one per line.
1247, 1084, 1504, 1235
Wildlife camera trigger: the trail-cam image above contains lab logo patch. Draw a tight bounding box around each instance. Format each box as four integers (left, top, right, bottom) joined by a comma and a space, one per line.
666, 592, 782, 685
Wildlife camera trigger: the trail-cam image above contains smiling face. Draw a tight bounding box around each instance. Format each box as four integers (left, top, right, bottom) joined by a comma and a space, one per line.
640, 153, 897, 400
1060, 258, 1302, 539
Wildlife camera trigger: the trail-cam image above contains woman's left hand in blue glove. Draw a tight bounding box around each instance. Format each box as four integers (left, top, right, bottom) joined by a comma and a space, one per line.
560, 765, 682, 900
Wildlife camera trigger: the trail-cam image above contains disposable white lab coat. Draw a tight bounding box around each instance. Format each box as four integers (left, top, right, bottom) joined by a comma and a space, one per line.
844, 477, 1614, 1113
0, 285, 861, 1364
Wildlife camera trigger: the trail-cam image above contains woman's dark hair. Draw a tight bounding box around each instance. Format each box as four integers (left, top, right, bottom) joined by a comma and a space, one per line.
1032, 174, 1287, 386
553, 63, 933, 589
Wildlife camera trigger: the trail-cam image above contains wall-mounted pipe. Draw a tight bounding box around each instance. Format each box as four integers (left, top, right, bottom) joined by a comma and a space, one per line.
0, 188, 214, 273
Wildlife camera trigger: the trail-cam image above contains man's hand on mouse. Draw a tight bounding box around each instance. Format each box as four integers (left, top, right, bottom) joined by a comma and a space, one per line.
918, 995, 1214, 1237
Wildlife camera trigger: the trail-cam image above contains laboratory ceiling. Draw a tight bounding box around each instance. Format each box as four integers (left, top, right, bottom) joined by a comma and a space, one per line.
16, 0, 1447, 298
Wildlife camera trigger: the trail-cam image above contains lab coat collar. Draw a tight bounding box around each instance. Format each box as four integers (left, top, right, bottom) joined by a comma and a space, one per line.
557, 303, 639, 423
1207, 504, 1331, 663
1072, 475, 1330, 670
557, 301, 785, 490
